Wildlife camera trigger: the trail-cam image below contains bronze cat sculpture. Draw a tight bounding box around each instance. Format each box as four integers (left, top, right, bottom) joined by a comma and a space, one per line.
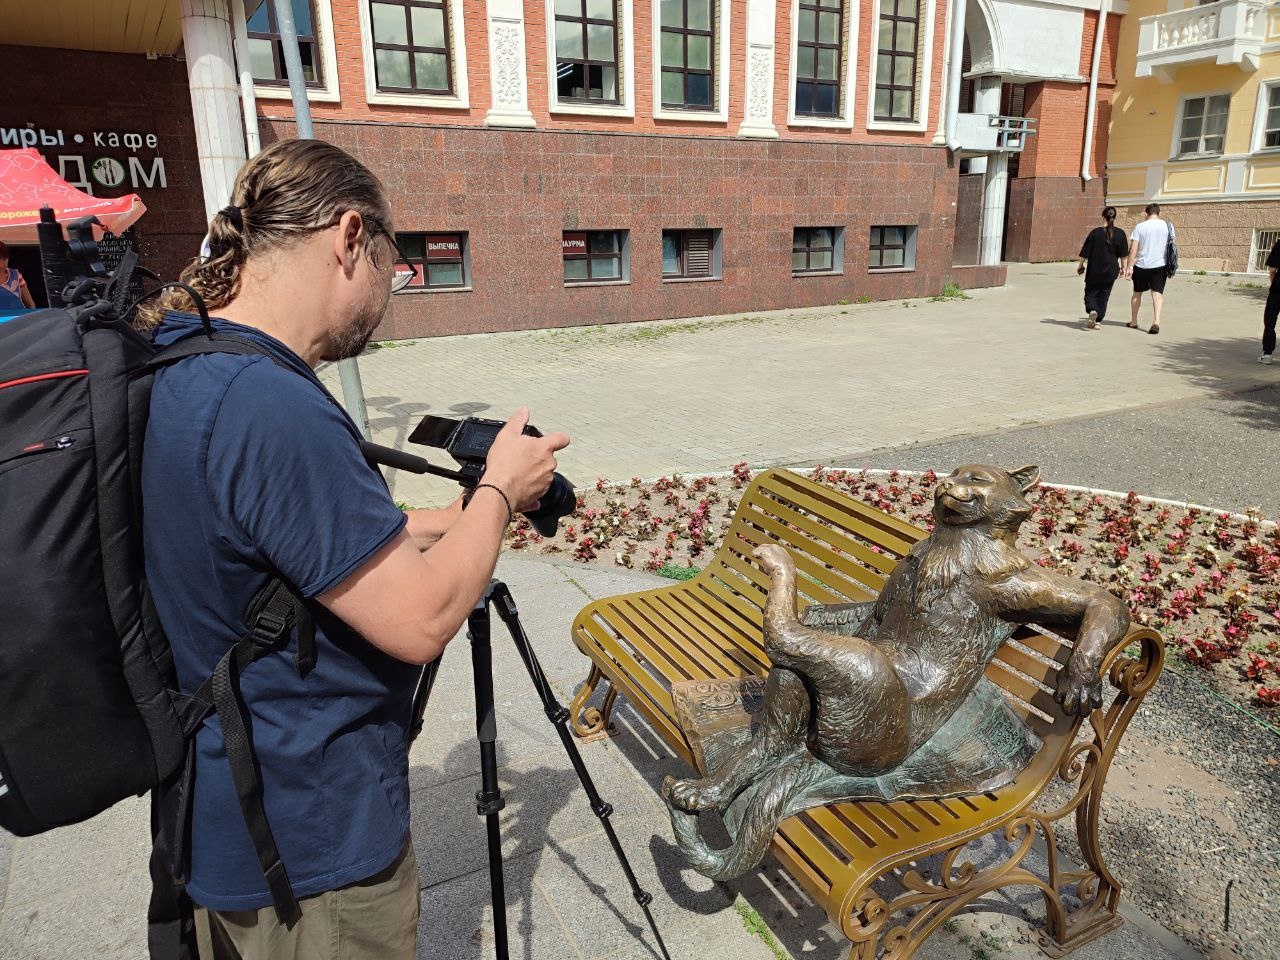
662, 464, 1131, 881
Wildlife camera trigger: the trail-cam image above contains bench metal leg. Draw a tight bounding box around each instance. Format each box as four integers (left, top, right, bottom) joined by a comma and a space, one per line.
569, 664, 618, 739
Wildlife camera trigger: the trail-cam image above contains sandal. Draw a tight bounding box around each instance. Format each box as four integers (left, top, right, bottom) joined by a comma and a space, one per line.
1148, 325, 1160, 335
1127, 321, 1138, 329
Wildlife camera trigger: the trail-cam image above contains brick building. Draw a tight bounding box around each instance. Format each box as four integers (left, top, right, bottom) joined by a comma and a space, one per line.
4, 0, 1123, 338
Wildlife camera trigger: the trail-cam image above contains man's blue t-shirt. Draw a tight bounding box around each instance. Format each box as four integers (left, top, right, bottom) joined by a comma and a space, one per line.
143, 314, 419, 911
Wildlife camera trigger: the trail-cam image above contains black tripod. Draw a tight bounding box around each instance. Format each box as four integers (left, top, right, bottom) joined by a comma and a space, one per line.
412, 579, 672, 960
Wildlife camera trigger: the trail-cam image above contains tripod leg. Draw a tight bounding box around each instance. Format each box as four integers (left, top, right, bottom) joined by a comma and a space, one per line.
489, 581, 674, 960
468, 596, 510, 960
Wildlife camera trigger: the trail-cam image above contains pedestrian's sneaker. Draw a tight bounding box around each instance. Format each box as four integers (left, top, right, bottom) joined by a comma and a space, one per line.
1087, 310, 1098, 329
1260, 353, 1274, 364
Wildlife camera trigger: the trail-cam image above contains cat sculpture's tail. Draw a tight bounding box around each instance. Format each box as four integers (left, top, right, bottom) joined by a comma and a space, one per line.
666, 749, 826, 881
664, 544, 828, 881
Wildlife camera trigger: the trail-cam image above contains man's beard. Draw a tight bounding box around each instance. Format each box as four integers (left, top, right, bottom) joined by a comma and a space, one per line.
324, 299, 382, 361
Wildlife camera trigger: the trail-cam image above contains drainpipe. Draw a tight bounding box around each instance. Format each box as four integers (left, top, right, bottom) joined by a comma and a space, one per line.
230, 0, 261, 158
945, 0, 968, 150
1081, 0, 1110, 182
934, 0, 954, 144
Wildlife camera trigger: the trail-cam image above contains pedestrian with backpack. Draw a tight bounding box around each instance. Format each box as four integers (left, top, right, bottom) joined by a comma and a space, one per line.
136, 139, 569, 958
1123, 202, 1174, 335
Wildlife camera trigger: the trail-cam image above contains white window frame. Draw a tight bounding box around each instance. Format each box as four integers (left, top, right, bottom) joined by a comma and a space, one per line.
865, 0, 938, 133
545, 0, 636, 118
651, 0, 731, 123
356, 0, 470, 108
251, 0, 343, 104
1170, 91, 1231, 160
786, 0, 859, 130
1250, 79, 1280, 153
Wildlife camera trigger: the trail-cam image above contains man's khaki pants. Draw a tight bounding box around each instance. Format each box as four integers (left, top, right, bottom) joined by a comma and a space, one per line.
194, 841, 420, 960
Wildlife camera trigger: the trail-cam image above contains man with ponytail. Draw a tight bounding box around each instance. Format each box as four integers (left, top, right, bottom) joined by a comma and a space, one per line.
142, 138, 568, 959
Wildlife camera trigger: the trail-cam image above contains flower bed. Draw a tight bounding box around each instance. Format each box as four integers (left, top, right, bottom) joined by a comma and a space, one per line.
505, 465, 1280, 711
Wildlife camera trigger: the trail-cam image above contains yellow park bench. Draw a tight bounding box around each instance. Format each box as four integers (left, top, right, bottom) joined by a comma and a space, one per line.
568, 468, 1164, 960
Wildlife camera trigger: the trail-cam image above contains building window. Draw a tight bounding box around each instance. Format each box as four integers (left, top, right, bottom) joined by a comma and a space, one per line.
246, 0, 323, 86
369, 0, 452, 94
869, 225, 916, 270
875, 0, 919, 121
795, 0, 844, 117
659, 0, 715, 110
563, 231, 626, 282
663, 229, 720, 279
395, 232, 469, 290
1177, 94, 1229, 157
1263, 86, 1280, 149
555, 0, 620, 103
793, 227, 842, 274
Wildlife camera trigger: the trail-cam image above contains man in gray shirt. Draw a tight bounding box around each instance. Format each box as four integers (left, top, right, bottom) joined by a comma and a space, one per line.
1124, 202, 1171, 335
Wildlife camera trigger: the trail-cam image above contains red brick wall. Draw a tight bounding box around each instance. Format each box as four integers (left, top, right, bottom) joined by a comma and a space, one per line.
1005, 176, 1105, 262
0, 45, 206, 283
260, 120, 959, 337
263, 0, 948, 148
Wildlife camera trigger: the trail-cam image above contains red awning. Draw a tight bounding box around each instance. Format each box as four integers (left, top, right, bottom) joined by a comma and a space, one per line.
0, 148, 146, 243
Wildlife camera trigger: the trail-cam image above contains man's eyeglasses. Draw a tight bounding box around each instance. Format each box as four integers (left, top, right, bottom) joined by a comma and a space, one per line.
367, 219, 418, 293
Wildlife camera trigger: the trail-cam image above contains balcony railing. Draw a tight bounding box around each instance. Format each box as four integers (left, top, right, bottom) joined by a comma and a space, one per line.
953, 114, 1037, 154
1136, 0, 1266, 82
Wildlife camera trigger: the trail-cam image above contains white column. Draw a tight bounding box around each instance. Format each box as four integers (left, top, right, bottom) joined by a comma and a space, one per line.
980, 153, 1008, 265
180, 0, 248, 220
974, 77, 1006, 265
737, 0, 779, 139
484, 0, 537, 128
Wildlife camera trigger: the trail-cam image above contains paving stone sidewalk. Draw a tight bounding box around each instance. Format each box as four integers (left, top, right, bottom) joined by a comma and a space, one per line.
324, 264, 1279, 507
0, 554, 1197, 960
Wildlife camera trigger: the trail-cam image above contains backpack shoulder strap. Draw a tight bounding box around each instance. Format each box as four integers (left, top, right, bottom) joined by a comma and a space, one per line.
166, 578, 314, 927
146, 332, 294, 371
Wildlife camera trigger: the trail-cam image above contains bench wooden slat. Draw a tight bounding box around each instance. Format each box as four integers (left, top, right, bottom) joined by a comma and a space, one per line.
728, 520, 877, 606
655, 593, 766, 674
609, 598, 714, 681
625, 593, 743, 676
731, 506, 884, 599
695, 577, 767, 634
736, 498, 897, 586
759, 471, 924, 554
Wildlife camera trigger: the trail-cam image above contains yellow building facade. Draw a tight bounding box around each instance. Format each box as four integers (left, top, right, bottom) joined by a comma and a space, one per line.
1108, 0, 1280, 271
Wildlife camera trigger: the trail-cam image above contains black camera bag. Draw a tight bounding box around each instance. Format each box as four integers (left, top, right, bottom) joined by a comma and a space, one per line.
0, 290, 314, 954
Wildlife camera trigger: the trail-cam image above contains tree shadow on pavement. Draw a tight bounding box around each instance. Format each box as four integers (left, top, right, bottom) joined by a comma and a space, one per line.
1148, 337, 1280, 431
365, 394, 433, 450
1222, 283, 1269, 304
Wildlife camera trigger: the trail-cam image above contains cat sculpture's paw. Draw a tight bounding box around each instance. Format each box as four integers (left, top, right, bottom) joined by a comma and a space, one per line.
753, 544, 792, 577
662, 774, 727, 812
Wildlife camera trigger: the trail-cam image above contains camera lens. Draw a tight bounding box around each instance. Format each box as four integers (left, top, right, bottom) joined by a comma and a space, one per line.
524, 474, 576, 537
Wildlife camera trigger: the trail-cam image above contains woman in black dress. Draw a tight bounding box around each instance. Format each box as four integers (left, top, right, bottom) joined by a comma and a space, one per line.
1076, 206, 1128, 329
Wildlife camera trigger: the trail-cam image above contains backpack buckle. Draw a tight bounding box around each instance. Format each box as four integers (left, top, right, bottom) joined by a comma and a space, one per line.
251, 609, 290, 646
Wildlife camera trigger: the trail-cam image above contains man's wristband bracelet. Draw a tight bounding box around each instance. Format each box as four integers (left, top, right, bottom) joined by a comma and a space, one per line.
473, 483, 514, 526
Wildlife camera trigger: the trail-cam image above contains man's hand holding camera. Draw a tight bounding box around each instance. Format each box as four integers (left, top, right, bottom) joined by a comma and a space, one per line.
482, 408, 572, 515
321, 409, 570, 667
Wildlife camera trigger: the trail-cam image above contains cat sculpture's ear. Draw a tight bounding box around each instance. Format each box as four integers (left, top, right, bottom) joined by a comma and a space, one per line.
1007, 465, 1040, 494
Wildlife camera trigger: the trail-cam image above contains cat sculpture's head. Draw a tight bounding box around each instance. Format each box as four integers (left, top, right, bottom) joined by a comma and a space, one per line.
932, 464, 1040, 534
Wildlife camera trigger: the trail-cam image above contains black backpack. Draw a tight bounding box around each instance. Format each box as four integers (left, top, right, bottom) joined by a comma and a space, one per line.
0, 271, 313, 955
1165, 219, 1179, 278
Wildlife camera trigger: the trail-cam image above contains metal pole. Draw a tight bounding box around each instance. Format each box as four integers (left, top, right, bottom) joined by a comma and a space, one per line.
271, 0, 372, 439
230, 0, 262, 158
